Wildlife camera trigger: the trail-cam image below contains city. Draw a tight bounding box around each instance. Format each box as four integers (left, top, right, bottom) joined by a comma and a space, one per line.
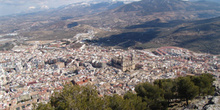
0, 0, 220, 109
0, 35, 219, 109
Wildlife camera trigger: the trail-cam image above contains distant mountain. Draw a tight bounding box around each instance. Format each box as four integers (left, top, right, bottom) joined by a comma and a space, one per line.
1, 0, 219, 33
0, 1, 125, 34
92, 16, 220, 54
50, 1, 125, 17
189, 0, 220, 4
0, 0, 220, 54
165, 17, 220, 54
77, 0, 220, 54
79, 0, 220, 28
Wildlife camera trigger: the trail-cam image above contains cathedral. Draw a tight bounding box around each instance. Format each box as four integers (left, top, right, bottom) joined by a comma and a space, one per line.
111, 54, 135, 72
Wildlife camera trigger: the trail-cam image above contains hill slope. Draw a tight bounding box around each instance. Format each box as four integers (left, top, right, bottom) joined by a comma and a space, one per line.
0, 1, 125, 34
79, 0, 220, 28
81, 0, 220, 54
92, 16, 220, 54
0, 0, 220, 54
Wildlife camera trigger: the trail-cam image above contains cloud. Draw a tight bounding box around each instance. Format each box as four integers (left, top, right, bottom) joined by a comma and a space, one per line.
28, 6, 36, 9
41, 5, 49, 9
0, 0, 27, 5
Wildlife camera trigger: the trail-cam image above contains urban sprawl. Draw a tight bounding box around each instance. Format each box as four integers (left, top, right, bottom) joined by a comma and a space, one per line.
0, 34, 220, 110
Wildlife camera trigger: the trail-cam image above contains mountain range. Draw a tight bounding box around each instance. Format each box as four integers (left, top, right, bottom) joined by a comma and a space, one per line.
79, 0, 220, 28
0, 0, 220, 54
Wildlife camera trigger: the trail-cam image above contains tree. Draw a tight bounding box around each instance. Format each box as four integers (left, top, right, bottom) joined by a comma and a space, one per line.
124, 92, 147, 110
35, 74, 215, 110
135, 82, 167, 110
177, 77, 199, 105
36, 84, 108, 110
191, 74, 215, 96
135, 82, 164, 100
36, 84, 147, 110
107, 94, 127, 110
34, 103, 53, 110
154, 79, 176, 106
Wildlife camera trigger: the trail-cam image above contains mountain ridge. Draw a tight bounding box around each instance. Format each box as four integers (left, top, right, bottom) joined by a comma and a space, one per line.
0, 0, 220, 54
83, 0, 220, 28
91, 16, 220, 54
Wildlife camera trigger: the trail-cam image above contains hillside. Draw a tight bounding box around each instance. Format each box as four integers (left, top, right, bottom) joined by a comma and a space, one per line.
0, 0, 220, 54
0, 1, 125, 34
1, 0, 219, 34
81, 0, 220, 54
79, 0, 220, 28
91, 16, 220, 54
167, 17, 220, 54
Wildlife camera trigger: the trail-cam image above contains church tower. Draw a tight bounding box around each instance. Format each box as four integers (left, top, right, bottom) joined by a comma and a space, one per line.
131, 53, 135, 70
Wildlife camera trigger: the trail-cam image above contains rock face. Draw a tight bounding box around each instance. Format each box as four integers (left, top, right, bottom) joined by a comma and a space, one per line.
203, 79, 220, 110
185, 96, 211, 110
185, 79, 220, 110
204, 96, 220, 110
213, 80, 220, 96
185, 96, 220, 110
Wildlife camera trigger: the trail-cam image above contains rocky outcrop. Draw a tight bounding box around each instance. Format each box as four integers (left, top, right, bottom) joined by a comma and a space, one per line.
213, 80, 220, 96
185, 79, 220, 110
204, 96, 220, 110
